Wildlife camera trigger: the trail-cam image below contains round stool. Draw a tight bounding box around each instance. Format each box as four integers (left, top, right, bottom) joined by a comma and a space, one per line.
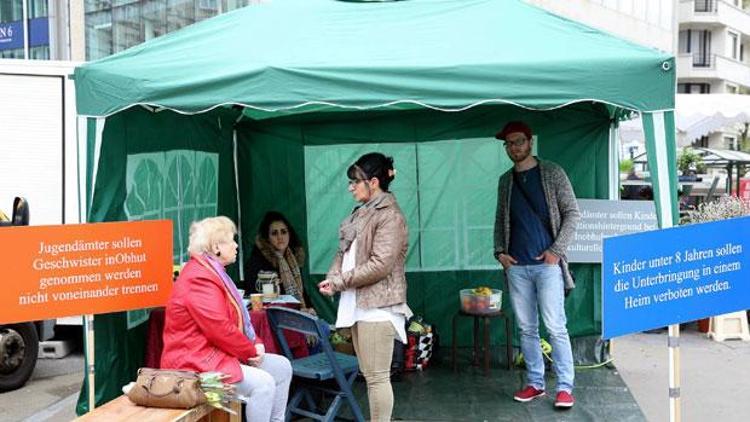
451, 309, 513, 376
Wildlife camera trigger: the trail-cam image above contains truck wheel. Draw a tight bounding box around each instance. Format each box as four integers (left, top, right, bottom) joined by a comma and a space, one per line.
0, 323, 39, 392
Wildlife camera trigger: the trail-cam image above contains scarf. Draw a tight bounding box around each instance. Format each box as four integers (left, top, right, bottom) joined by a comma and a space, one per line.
256, 237, 307, 308
202, 253, 256, 341
338, 192, 392, 254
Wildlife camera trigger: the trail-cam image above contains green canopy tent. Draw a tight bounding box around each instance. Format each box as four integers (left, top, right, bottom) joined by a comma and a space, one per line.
72, 0, 679, 413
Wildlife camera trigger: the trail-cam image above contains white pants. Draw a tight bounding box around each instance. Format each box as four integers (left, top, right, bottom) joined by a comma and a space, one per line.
233, 353, 292, 422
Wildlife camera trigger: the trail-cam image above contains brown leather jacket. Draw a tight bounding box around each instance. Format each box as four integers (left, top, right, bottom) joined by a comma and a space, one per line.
327, 193, 408, 309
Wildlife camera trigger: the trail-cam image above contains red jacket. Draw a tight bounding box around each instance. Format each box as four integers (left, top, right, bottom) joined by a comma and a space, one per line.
161, 255, 261, 383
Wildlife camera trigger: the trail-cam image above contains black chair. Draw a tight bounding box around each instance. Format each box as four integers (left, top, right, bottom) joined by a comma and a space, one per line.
266, 307, 364, 422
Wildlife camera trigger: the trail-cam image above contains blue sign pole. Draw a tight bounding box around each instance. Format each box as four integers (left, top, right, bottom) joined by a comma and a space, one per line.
603, 216, 750, 339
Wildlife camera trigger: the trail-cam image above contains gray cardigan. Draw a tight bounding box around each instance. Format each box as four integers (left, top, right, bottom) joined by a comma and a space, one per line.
493, 159, 580, 289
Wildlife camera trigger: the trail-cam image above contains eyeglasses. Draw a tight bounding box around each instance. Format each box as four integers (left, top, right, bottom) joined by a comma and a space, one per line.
348, 179, 367, 187
503, 138, 528, 148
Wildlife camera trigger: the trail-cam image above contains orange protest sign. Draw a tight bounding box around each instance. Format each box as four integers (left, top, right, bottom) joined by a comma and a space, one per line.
0, 220, 173, 324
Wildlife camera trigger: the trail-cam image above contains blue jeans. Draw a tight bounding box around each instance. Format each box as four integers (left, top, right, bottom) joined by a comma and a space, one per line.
506, 264, 574, 393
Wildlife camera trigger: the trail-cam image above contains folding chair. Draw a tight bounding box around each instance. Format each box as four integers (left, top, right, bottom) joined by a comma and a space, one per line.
266, 307, 365, 422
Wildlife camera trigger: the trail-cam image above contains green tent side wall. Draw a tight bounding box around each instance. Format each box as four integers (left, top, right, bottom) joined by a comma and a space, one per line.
236, 101, 610, 334
76, 107, 241, 414
77, 102, 613, 413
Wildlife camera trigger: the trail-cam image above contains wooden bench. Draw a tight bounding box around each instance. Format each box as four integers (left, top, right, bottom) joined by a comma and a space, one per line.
74, 395, 241, 422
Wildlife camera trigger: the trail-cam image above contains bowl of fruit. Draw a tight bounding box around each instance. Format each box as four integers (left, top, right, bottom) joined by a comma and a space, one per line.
460, 286, 502, 314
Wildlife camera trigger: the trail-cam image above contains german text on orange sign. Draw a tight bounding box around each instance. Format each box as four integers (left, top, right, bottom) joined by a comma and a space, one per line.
0, 220, 173, 324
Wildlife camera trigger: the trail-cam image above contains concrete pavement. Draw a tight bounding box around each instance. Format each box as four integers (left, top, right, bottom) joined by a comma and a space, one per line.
613, 322, 750, 422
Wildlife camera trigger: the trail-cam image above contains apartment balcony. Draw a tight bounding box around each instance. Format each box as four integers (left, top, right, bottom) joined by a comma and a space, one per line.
679, 0, 750, 33
677, 53, 750, 88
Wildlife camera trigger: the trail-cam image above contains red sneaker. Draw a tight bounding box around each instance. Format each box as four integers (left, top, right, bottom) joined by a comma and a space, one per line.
513, 386, 545, 402
554, 391, 575, 408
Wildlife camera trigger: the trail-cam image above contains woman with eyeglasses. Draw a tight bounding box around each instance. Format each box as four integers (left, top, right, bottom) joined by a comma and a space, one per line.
245, 211, 312, 311
318, 152, 412, 422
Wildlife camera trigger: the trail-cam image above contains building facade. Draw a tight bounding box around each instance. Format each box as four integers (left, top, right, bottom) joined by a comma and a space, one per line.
678, 0, 750, 149
0, 0, 72, 60
526, 0, 677, 53
84, 0, 255, 61
677, 0, 750, 96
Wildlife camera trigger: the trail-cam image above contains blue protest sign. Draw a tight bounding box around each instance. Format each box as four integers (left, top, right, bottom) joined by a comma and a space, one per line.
602, 216, 750, 339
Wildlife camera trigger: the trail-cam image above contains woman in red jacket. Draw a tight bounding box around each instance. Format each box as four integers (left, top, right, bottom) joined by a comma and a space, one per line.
161, 216, 291, 422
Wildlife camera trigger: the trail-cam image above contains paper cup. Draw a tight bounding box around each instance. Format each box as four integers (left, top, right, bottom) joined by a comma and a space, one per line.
250, 293, 264, 311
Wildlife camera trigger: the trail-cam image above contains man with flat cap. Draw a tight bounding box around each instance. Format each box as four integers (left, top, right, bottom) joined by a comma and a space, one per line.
493, 121, 580, 409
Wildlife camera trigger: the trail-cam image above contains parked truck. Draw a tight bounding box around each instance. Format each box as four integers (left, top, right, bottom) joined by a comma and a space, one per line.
0, 60, 82, 391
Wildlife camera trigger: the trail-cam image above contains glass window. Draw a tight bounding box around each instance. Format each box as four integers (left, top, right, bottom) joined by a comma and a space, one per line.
86, 10, 113, 60
28, 0, 48, 19
728, 31, 739, 60
29, 44, 49, 59
112, 2, 142, 53
143, 0, 167, 41
86, 1, 113, 13
225, 0, 251, 11
197, 0, 220, 21
85, 0, 255, 60
0, 1, 23, 23
167, 0, 195, 32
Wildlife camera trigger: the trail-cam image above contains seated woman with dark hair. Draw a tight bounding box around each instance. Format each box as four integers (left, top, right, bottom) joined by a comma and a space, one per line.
245, 211, 312, 311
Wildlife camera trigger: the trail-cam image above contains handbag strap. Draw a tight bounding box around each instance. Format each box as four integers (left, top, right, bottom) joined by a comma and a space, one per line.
512, 171, 553, 238
142, 376, 185, 397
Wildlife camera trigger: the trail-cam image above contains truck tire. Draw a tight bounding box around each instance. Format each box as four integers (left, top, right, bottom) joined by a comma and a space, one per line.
0, 323, 39, 392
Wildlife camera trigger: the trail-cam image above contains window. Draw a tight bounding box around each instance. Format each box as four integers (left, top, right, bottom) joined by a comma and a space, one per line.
86, 11, 113, 59
695, 0, 716, 12
112, 2, 142, 54
0, 1, 23, 22
678, 83, 711, 94
689, 30, 713, 67
85, 1, 255, 60
724, 136, 738, 150
728, 30, 740, 60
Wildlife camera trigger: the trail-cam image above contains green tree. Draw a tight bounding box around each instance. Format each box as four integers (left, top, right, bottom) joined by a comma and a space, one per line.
677, 148, 706, 175
619, 158, 634, 173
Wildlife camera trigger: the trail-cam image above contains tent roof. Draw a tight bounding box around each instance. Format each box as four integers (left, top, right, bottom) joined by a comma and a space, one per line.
73, 0, 675, 118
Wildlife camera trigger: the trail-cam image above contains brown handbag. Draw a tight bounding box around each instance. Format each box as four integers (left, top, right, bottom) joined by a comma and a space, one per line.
126, 368, 207, 409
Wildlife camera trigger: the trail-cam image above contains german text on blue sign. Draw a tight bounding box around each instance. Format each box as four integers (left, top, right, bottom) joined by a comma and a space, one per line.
602, 216, 750, 339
